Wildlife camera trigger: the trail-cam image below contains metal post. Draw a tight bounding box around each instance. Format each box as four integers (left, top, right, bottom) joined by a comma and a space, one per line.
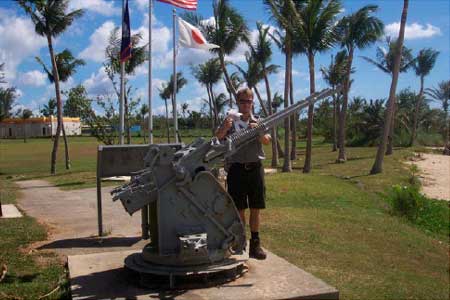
172, 9, 179, 143
141, 205, 149, 239
148, 0, 153, 144
119, 0, 125, 145
97, 146, 103, 236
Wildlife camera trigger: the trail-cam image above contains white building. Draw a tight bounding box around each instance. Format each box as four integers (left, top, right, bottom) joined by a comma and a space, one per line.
0, 116, 81, 138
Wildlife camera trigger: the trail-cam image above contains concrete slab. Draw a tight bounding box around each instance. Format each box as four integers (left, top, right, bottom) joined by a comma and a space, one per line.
16, 179, 145, 256
69, 249, 339, 300
0, 204, 23, 218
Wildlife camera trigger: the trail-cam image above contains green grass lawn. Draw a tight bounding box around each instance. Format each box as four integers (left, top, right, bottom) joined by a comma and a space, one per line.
0, 135, 448, 299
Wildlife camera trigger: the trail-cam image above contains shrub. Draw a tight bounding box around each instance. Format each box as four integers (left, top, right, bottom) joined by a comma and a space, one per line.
387, 185, 425, 221
387, 185, 449, 236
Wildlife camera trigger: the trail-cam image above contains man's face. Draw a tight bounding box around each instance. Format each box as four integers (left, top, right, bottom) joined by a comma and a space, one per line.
238, 96, 253, 114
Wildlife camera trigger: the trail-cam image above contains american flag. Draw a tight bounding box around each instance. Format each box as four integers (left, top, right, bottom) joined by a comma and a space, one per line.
156, 0, 198, 10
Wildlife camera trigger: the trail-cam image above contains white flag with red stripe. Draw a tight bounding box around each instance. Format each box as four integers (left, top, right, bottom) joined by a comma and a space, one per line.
157, 0, 198, 10
178, 18, 219, 50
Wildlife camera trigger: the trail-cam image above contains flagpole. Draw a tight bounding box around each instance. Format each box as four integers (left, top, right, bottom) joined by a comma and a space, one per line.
172, 8, 179, 143
119, 0, 125, 145
148, 0, 153, 144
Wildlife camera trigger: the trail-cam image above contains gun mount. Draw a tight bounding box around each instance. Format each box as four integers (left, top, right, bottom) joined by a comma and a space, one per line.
111, 87, 340, 287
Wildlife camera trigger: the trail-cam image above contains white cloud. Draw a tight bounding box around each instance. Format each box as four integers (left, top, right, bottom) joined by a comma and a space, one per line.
0, 9, 47, 81
384, 22, 441, 40
79, 21, 116, 62
17, 70, 47, 87
69, 0, 120, 16
83, 67, 115, 95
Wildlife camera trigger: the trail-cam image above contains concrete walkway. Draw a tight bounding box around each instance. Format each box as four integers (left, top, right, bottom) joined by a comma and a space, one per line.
16, 180, 146, 256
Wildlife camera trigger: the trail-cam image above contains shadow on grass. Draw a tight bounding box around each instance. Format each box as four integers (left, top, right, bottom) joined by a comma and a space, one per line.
38, 236, 142, 250
2, 273, 38, 284
55, 181, 86, 187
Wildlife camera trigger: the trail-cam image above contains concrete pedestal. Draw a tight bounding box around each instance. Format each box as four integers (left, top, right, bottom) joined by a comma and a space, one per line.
0, 204, 23, 218
68, 249, 338, 300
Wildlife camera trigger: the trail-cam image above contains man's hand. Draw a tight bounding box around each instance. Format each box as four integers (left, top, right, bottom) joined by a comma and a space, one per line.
223, 117, 233, 131
216, 117, 233, 140
260, 134, 271, 145
249, 122, 258, 129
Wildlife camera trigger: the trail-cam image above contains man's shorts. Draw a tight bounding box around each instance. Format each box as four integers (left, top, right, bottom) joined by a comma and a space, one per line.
226, 161, 266, 210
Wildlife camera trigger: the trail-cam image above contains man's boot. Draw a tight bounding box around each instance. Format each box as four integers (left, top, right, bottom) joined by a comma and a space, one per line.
249, 238, 267, 260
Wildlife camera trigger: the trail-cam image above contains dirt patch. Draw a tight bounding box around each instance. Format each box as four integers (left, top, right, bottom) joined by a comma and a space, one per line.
407, 153, 450, 201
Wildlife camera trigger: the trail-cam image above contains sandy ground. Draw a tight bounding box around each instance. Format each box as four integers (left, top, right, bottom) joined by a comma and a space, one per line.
409, 153, 450, 201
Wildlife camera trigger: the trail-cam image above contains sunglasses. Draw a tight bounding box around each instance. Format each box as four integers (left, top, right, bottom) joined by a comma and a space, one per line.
238, 99, 253, 104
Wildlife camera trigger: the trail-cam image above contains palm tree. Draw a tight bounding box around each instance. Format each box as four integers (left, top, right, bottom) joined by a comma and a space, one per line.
265, 0, 297, 172
335, 5, 384, 162
270, 25, 304, 161
183, 0, 249, 103
18, 108, 33, 143
159, 84, 172, 143
361, 37, 414, 155
425, 80, 450, 153
160, 72, 187, 142
320, 51, 349, 151
35, 49, 85, 169
232, 52, 279, 117
370, 0, 409, 174
410, 48, 439, 146
139, 104, 149, 143
0, 87, 17, 121
290, 0, 342, 173
192, 58, 223, 134
36, 49, 85, 83
104, 27, 147, 144
17, 0, 84, 174
181, 103, 189, 120
251, 22, 280, 167
41, 98, 57, 117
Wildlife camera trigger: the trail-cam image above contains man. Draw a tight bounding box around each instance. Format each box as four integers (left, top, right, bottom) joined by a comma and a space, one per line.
215, 88, 271, 260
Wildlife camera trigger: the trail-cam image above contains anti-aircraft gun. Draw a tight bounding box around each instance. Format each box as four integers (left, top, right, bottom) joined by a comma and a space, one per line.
111, 87, 340, 284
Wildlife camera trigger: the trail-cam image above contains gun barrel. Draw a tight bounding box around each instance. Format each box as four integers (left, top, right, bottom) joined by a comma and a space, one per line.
228, 87, 341, 147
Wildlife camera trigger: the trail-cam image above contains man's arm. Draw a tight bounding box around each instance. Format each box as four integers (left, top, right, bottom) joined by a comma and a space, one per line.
215, 117, 233, 140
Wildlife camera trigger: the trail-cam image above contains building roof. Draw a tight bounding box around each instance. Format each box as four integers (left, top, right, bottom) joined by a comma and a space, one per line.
0, 116, 80, 124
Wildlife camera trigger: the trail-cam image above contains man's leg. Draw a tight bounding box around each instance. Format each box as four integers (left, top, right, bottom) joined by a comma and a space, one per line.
249, 208, 260, 232
249, 208, 266, 260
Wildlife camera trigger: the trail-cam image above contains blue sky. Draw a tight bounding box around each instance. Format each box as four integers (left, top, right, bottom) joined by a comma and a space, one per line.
0, 0, 448, 116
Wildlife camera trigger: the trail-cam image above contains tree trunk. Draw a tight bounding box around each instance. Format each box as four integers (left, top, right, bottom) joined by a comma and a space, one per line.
264, 71, 278, 167
47, 35, 65, 175
62, 125, 71, 169
337, 47, 354, 163
332, 90, 337, 152
386, 101, 396, 155
219, 51, 237, 103
210, 84, 219, 128
410, 76, 424, 146
336, 92, 342, 149
444, 108, 449, 149
371, 0, 409, 174
282, 37, 292, 172
303, 52, 316, 173
290, 71, 297, 160
253, 86, 269, 117
164, 99, 170, 143
206, 85, 215, 135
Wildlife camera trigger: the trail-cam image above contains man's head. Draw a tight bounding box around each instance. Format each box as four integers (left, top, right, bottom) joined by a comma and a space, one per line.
236, 87, 254, 115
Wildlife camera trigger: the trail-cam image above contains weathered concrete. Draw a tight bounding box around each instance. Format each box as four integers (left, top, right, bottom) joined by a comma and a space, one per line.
16, 180, 146, 256
69, 250, 339, 300
0, 204, 23, 218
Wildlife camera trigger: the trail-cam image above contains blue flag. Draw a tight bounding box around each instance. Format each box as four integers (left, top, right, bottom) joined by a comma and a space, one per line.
120, 0, 131, 62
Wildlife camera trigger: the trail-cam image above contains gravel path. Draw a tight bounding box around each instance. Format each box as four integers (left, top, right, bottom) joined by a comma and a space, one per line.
411, 153, 450, 201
